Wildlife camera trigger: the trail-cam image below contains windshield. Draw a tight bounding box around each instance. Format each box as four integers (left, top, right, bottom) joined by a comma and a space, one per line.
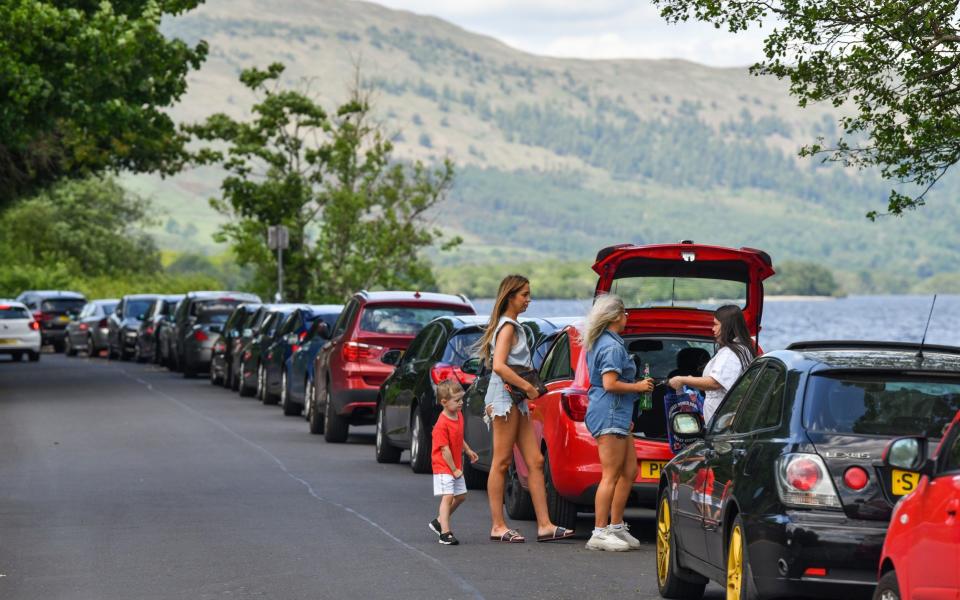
124, 299, 154, 319
804, 375, 960, 438
359, 306, 470, 335
625, 337, 716, 380
442, 331, 483, 366
40, 298, 85, 313
610, 277, 746, 311
0, 306, 30, 320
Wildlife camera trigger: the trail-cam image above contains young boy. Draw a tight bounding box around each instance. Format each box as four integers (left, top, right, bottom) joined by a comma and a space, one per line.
429, 378, 479, 545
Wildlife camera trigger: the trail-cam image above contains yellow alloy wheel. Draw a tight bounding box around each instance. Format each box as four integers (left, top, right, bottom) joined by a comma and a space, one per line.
727, 524, 744, 600
656, 497, 671, 586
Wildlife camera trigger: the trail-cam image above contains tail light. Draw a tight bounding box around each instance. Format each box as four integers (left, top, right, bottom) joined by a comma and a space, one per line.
292, 330, 308, 354
79, 323, 88, 331
430, 362, 476, 387
146, 325, 154, 335
193, 329, 209, 342
843, 466, 869, 491
214, 340, 226, 353
775, 454, 841, 508
560, 392, 589, 421
29, 321, 40, 331
97, 318, 108, 329
342, 341, 383, 362
34, 311, 51, 322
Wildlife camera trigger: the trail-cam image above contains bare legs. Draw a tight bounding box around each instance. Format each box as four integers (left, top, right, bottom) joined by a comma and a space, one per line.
438, 493, 466, 533
594, 434, 634, 528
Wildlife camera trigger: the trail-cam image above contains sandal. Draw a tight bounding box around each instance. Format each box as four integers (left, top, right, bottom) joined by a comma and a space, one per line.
537, 526, 575, 542
490, 529, 526, 543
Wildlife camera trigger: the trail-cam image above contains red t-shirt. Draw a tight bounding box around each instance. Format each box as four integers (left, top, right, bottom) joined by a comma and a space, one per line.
431, 412, 464, 475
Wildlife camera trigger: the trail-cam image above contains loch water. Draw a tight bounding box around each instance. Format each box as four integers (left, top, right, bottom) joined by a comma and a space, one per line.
474, 295, 960, 351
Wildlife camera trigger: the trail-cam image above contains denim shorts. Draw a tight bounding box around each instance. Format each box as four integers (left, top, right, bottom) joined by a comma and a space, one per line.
484, 374, 529, 420
584, 394, 633, 438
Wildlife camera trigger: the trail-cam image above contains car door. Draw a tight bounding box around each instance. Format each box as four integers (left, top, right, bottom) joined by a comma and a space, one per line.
387, 323, 443, 442
464, 364, 493, 469
108, 299, 124, 348
317, 300, 359, 401
908, 423, 960, 600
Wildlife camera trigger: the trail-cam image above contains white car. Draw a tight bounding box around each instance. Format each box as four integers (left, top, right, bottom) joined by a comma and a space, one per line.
0, 300, 41, 361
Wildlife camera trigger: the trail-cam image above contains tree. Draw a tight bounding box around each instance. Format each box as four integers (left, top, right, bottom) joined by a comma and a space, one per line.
767, 261, 841, 296
187, 63, 460, 303
652, 0, 960, 217
0, 0, 208, 209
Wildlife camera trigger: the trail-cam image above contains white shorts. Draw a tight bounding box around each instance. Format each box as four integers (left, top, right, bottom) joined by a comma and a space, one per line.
433, 473, 467, 497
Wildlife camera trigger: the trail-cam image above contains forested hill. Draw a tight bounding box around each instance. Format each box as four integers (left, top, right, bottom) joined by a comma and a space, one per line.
136, 0, 960, 293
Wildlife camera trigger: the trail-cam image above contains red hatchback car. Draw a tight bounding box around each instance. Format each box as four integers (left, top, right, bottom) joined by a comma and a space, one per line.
509, 242, 774, 529
876, 408, 960, 600
309, 291, 476, 443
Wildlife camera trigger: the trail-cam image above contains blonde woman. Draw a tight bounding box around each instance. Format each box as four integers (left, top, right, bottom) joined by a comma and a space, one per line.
580, 294, 653, 552
478, 274, 574, 544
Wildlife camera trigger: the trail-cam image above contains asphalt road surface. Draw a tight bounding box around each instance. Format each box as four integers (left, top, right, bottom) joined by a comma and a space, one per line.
0, 353, 724, 600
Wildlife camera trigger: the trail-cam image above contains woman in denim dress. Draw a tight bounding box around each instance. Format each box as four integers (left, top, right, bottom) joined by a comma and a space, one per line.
476, 275, 575, 543
581, 294, 654, 552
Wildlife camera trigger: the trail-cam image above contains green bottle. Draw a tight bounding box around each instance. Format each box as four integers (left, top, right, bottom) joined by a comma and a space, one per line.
640, 363, 653, 411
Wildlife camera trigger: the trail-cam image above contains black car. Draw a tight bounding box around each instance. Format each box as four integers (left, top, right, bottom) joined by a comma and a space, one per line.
64, 299, 118, 357
172, 291, 261, 378
238, 304, 297, 397
232, 304, 275, 395
136, 295, 183, 365
210, 303, 261, 388
375, 315, 489, 472
107, 294, 159, 360
15, 290, 87, 351
656, 341, 960, 600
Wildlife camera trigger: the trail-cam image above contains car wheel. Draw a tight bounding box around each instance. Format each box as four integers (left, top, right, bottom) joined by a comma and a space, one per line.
65, 335, 77, 357
259, 364, 277, 405
375, 401, 402, 463
874, 571, 900, 600
182, 356, 196, 378
53, 340, 65, 353
727, 514, 758, 600
323, 387, 349, 443
12, 351, 23, 362
462, 459, 487, 490
210, 362, 221, 386
153, 340, 162, 365
28, 351, 40, 362
134, 342, 145, 363
230, 362, 241, 392
308, 378, 324, 434
656, 490, 708, 598
409, 404, 432, 473
223, 362, 232, 388
281, 371, 299, 415
504, 462, 535, 520
87, 334, 97, 357
107, 341, 116, 360
543, 451, 578, 531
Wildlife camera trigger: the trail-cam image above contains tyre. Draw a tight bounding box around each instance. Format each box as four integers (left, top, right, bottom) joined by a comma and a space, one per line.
65, 335, 77, 357
409, 404, 431, 473
874, 570, 900, 600
238, 363, 256, 397
504, 462, 534, 519
544, 452, 578, 531
107, 342, 116, 360
119, 344, 131, 361
308, 378, 324, 434
259, 365, 278, 405
302, 375, 312, 421
462, 459, 487, 490
53, 340, 65, 353
726, 514, 758, 600
323, 387, 349, 443
281, 372, 299, 415
375, 401, 402, 463
28, 351, 40, 362
134, 342, 145, 363
153, 340, 162, 365
230, 361, 241, 391
656, 491, 708, 599
87, 334, 97, 357
223, 362, 232, 388
12, 351, 23, 362
210, 363, 222, 386
182, 357, 196, 378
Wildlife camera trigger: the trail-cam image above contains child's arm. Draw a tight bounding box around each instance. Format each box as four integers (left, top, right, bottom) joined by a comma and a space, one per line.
440, 445, 462, 477
462, 440, 479, 463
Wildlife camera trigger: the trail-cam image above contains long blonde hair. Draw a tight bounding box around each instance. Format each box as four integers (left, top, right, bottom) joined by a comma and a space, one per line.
579, 294, 625, 351
477, 274, 529, 365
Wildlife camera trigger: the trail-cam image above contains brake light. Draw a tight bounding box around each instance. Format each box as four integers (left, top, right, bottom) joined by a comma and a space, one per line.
0, 305, 9, 310
29, 321, 40, 331
430, 362, 476, 387
98, 318, 108, 329
79, 323, 88, 331
146, 325, 154, 335
34, 311, 51, 321
561, 392, 590, 421
803, 568, 827, 577
291, 345, 300, 353
299, 330, 308, 342
193, 330, 208, 342
843, 467, 869, 491
342, 341, 383, 362
776, 454, 841, 508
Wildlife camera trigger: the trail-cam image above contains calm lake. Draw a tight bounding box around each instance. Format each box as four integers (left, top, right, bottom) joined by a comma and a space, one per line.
473, 295, 960, 351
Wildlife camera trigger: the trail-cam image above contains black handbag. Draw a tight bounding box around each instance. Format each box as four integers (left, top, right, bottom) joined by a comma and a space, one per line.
505, 364, 548, 403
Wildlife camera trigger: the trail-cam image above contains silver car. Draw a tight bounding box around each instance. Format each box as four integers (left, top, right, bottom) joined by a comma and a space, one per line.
64, 299, 118, 357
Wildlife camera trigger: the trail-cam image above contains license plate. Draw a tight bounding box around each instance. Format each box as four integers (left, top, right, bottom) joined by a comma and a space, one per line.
0, 338, 16, 345
640, 460, 667, 479
58, 315, 69, 323
891, 469, 920, 495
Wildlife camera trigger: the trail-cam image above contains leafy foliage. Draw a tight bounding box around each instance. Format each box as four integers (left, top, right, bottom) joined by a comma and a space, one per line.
0, 0, 208, 209
653, 0, 960, 217
767, 261, 841, 296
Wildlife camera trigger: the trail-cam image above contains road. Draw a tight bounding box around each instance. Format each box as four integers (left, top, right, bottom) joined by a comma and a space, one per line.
0, 353, 723, 600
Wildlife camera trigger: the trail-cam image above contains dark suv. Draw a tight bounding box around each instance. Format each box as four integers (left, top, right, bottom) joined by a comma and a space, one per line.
16, 290, 87, 351
210, 303, 261, 388
107, 294, 159, 361
310, 291, 476, 443
656, 341, 960, 600
136, 295, 183, 364
172, 291, 261, 378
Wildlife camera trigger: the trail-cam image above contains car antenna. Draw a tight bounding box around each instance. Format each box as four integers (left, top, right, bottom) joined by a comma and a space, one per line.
916, 294, 938, 362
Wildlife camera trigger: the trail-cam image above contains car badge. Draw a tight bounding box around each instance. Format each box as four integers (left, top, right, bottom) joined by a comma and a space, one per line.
823, 451, 871, 459
681, 251, 696, 262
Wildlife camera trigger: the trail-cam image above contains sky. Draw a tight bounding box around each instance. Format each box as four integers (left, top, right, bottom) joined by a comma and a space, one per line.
368, 0, 770, 67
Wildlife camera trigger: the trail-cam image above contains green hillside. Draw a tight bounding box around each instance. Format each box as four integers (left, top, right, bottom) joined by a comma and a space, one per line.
134, 0, 960, 293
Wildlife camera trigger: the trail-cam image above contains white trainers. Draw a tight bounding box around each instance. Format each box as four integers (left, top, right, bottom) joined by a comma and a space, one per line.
585, 527, 631, 552
609, 523, 641, 550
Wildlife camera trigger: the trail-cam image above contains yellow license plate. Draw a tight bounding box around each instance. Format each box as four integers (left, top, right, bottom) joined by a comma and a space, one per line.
58, 316, 69, 323
0, 338, 15, 345
891, 469, 920, 495
640, 461, 667, 479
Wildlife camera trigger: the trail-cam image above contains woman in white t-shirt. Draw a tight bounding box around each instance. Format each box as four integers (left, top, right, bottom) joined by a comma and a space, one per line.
668, 305, 756, 424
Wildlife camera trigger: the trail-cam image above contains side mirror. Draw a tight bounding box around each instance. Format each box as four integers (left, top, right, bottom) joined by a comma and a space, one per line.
285, 333, 298, 345
671, 412, 704, 441
381, 349, 403, 366
884, 437, 931, 474
242, 328, 253, 338
461, 357, 483, 376
316, 322, 330, 340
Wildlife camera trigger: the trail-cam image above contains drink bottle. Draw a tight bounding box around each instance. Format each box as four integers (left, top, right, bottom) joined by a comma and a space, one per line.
640, 363, 653, 410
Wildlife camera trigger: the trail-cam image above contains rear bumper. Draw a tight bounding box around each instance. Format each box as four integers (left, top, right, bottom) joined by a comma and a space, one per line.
41, 328, 67, 343
0, 336, 41, 353
184, 345, 213, 369
332, 388, 378, 422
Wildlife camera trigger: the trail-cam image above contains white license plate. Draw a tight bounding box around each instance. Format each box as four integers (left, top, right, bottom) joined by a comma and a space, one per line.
0, 338, 18, 345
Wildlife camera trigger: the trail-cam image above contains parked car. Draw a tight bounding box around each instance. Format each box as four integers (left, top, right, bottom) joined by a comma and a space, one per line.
210, 302, 261, 387
656, 340, 960, 600
232, 304, 276, 395
876, 403, 960, 600
262, 305, 343, 416
173, 292, 260, 378
135, 295, 183, 364
237, 304, 296, 396
310, 291, 476, 443
0, 300, 41, 361
107, 294, 160, 360
288, 308, 345, 421
157, 296, 185, 368
15, 290, 87, 351
64, 299, 118, 357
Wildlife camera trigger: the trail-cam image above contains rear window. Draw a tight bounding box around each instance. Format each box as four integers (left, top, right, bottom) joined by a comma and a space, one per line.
0, 306, 30, 320
358, 306, 470, 335
611, 277, 746, 311
441, 330, 483, 366
41, 298, 85, 313
197, 306, 234, 325
191, 299, 242, 316
161, 300, 179, 316
306, 312, 340, 332
804, 375, 960, 438
101, 302, 119, 315
124, 299, 154, 319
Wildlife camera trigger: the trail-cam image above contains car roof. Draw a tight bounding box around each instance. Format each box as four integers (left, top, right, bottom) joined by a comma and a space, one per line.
122, 294, 162, 300
303, 304, 344, 314
20, 290, 86, 299
161, 294, 184, 301
187, 291, 261, 301
93, 299, 120, 305
772, 340, 960, 374
0, 300, 28, 309
356, 290, 473, 308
